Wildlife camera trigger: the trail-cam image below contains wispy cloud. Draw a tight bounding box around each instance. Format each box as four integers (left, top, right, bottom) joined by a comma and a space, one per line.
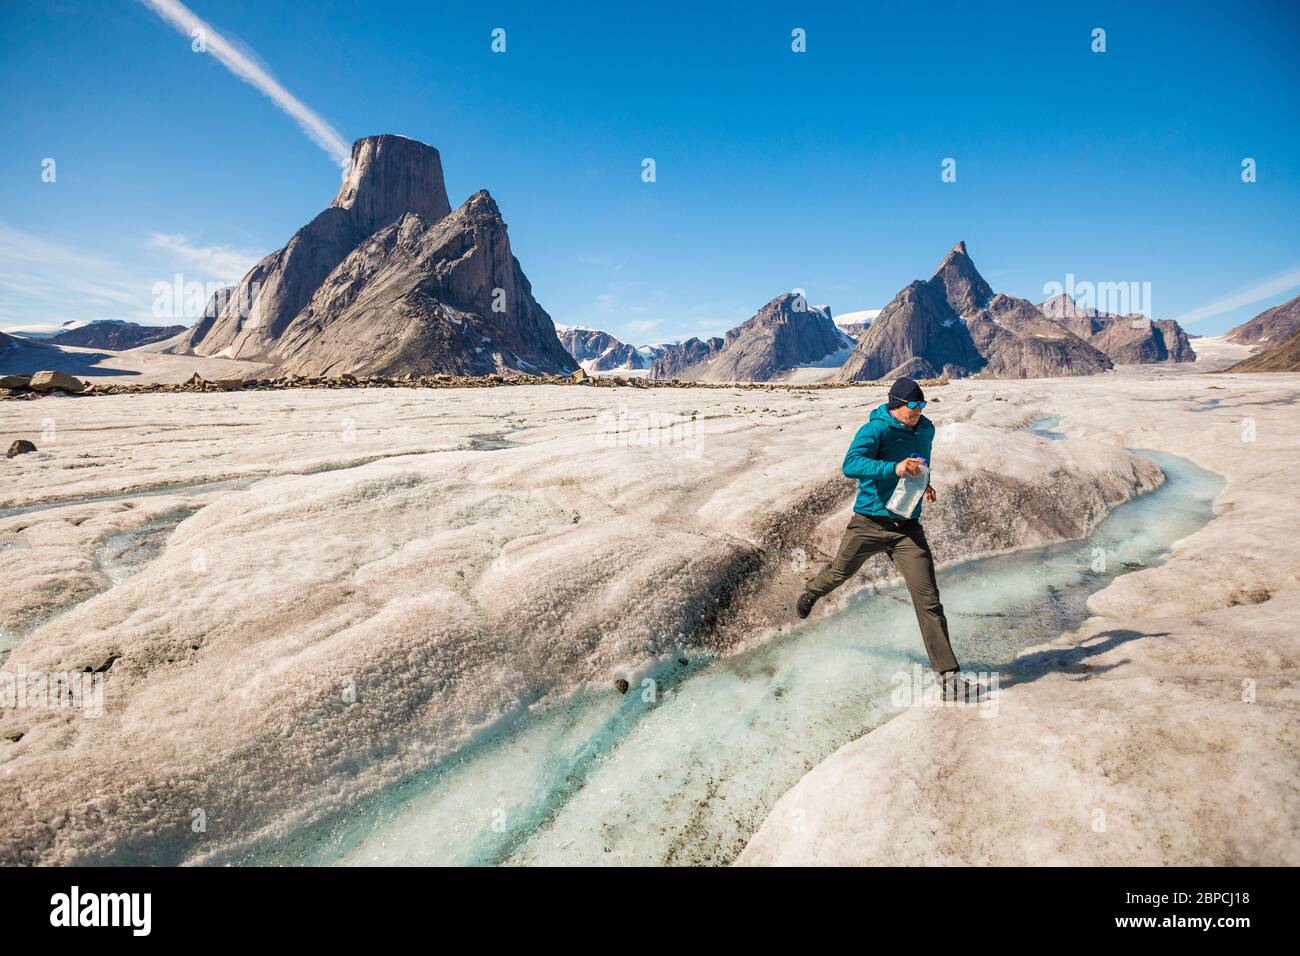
147, 233, 258, 283
137, 0, 350, 167
1171, 265, 1300, 326
0, 225, 147, 328
0, 224, 264, 332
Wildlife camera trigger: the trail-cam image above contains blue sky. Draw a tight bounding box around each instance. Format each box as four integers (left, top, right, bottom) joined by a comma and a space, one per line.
2, 0, 1298, 343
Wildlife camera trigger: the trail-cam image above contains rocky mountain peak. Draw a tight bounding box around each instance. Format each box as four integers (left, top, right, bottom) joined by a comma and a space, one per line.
929, 240, 994, 317
649, 292, 845, 382
331, 135, 452, 235
558, 326, 649, 371
166, 135, 572, 377
1040, 292, 1081, 316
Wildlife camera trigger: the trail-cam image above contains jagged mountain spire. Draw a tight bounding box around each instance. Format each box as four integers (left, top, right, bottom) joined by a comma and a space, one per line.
835, 242, 1114, 382
929, 240, 993, 317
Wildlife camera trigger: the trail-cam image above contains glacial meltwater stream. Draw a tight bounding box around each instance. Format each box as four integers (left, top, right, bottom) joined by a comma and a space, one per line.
238, 445, 1222, 867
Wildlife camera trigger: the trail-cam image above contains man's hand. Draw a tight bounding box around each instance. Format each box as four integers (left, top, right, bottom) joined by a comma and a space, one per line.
925, 485, 937, 504
895, 457, 926, 478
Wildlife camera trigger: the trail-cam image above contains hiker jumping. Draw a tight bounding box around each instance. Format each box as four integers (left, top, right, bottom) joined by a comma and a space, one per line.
796, 376, 973, 699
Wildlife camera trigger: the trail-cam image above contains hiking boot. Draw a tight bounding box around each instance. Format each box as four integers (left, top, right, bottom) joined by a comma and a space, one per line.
940, 671, 982, 704
796, 591, 817, 619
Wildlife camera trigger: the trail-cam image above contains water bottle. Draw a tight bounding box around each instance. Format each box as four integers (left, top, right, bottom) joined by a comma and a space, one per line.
886, 457, 929, 517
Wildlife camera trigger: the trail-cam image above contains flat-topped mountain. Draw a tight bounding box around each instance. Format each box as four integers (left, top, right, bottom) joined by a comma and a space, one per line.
649, 294, 847, 382
163, 135, 574, 378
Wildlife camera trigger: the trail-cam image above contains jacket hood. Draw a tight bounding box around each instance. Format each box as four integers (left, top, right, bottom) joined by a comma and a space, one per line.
869, 402, 931, 433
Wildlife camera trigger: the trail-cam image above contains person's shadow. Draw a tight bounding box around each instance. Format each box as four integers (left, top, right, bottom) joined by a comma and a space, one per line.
995, 628, 1168, 690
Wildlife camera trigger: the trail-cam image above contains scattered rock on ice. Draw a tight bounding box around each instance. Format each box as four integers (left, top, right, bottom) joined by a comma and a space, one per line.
27, 370, 85, 394
6, 439, 36, 457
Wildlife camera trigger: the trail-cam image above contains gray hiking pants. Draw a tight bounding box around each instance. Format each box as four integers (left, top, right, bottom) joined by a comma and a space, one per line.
806, 513, 960, 674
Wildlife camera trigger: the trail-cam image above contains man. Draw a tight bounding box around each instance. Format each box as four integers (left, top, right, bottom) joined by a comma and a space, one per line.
797, 376, 972, 698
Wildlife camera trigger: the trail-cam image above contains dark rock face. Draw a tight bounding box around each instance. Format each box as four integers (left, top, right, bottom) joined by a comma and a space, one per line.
330, 135, 452, 235
837, 244, 1113, 381
170, 207, 367, 360
49, 320, 186, 350
171, 136, 455, 360
559, 327, 647, 370
0, 332, 18, 352
160, 286, 236, 354
930, 241, 994, 317
648, 294, 846, 382
1225, 294, 1300, 346
966, 295, 1113, 378
1227, 326, 1300, 371
165, 135, 571, 377
835, 279, 986, 381
836, 321, 872, 340
649, 336, 724, 380
268, 192, 576, 378
1041, 294, 1195, 364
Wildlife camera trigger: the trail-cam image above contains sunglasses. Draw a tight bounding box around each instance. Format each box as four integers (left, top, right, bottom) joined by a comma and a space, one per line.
903, 400, 927, 409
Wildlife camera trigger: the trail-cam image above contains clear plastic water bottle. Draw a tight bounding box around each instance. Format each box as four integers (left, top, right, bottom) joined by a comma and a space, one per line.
886, 457, 929, 517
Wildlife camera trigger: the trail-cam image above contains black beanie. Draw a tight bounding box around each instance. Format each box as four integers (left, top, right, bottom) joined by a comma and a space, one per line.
888, 376, 925, 409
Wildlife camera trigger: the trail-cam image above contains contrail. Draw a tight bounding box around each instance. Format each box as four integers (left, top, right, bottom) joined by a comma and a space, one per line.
138, 0, 350, 167
1172, 265, 1300, 326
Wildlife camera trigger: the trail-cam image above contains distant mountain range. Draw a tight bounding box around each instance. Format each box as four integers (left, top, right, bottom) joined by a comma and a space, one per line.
648, 294, 853, 382
1041, 294, 1195, 364
834, 242, 1195, 381
555, 326, 671, 372
555, 243, 1210, 384
42, 320, 187, 350
159, 135, 576, 378
35, 134, 1291, 384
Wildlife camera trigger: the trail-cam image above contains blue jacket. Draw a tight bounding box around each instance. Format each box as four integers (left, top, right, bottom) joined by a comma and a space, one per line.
842, 403, 935, 519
